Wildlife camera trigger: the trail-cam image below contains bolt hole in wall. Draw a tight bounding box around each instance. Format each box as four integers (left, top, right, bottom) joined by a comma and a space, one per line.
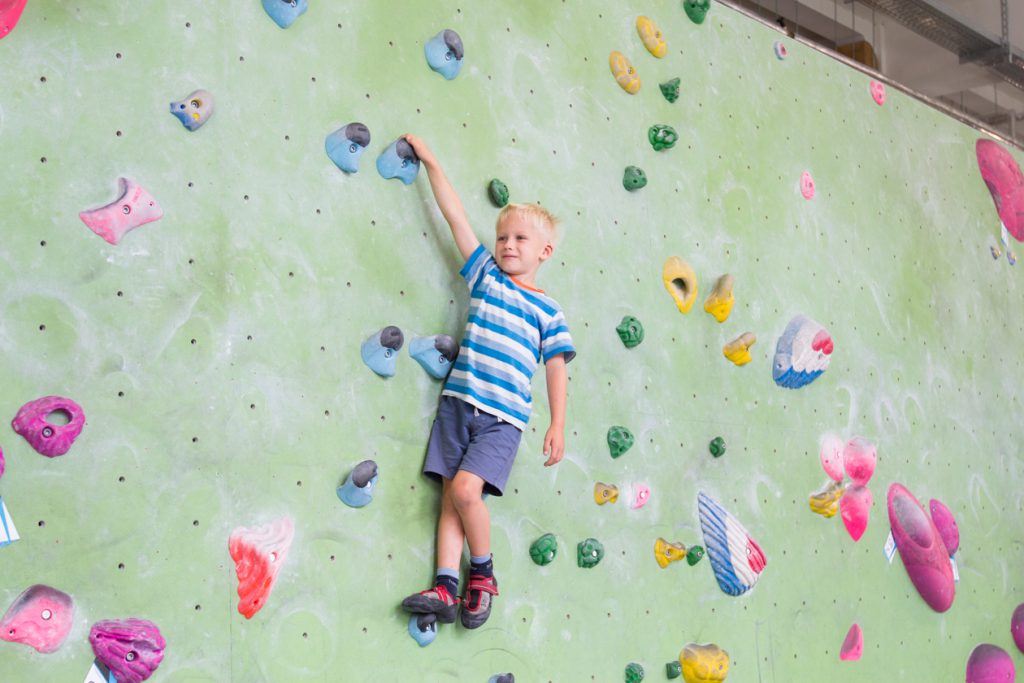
0, 0, 1023, 681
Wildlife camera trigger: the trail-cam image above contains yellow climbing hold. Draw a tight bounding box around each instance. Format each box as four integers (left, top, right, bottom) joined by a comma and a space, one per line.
662, 256, 697, 313
594, 482, 619, 505
636, 16, 667, 58
722, 332, 756, 366
703, 274, 735, 323
654, 537, 688, 568
809, 480, 845, 518
609, 51, 641, 94
680, 643, 730, 683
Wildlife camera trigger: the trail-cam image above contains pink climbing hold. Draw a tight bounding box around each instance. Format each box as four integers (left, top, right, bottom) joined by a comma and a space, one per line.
1011, 603, 1024, 654
89, 618, 166, 683
887, 482, 955, 613
929, 498, 960, 556
0, 0, 28, 40
630, 483, 651, 509
840, 484, 872, 541
800, 171, 815, 199
229, 516, 294, 619
79, 177, 163, 245
965, 643, 1016, 683
11, 396, 85, 458
839, 623, 863, 661
842, 437, 877, 486
870, 80, 886, 106
819, 433, 844, 482
0, 445, 4, 480
0, 584, 75, 653
976, 139, 1024, 242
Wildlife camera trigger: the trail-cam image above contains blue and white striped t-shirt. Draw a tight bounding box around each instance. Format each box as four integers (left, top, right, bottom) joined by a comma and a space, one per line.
442, 244, 576, 430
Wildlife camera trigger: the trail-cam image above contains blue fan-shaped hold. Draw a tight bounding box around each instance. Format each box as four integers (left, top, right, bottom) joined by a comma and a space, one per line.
697, 491, 767, 596
771, 315, 833, 389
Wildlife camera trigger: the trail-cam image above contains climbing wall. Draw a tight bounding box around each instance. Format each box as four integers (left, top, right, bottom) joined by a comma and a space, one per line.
2, 0, 1023, 680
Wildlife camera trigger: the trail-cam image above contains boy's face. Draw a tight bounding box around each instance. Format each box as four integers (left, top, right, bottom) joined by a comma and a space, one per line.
495, 214, 552, 278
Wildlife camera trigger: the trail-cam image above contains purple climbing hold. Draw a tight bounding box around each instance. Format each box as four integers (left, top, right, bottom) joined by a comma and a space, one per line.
11, 396, 86, 458
1012, 603, 1024, 654
89, 618, 166, 683
0, 445, 4, 480
928, 498, 960, 556
965, 643, 1015, 683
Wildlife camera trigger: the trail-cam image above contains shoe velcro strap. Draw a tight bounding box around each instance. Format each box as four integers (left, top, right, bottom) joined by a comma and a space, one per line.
467, 576, 499, 595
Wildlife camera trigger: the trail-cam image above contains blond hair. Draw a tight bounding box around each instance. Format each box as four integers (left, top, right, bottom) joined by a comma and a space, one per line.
496, 203, 560, 244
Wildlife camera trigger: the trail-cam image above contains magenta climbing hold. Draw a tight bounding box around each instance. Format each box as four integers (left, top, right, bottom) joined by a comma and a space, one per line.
870, 80, 886, 106
79, 177, 163, 245
839, 484, 872, 541
229, 516, 294, 619
842, 437, 876, 486
0, 445, 4, 480
0, 0, 28, 40
819, 433, 844, 482
0, 584, 75, 653
11, 396, 85, 458
89, 618, 166, 683
976, 139, 1024, 241
839, 623, 863, 661
965, 643, 1016, 683
928, 498, 960, 556
630, 483, 650, 509
1012, 603, 1024, 654
800, 171, 815, 199
887, 482, 955, 612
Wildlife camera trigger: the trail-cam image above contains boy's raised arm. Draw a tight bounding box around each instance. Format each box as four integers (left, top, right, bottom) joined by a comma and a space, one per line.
403, 134, 480, 261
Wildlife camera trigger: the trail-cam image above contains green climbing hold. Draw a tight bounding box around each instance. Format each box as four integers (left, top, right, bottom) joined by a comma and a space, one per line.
686, 545, 705, 566
709, 436, 726, 458
683, 0, 711, 24
577, 537, 605, 568
616, 315, 644, 348
648, 124, 678, 151
625, 662, 645, 683
529, 533, 558, 566
660, 78, 681, 103
488, 178, 509, 207
622, 166, 647, 191
666, 661, 683, 679
607, 426, 635, 459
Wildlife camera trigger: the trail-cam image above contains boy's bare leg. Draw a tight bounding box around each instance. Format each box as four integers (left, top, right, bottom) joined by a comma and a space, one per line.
449, 470, 490, 557
436, 477, 466, 571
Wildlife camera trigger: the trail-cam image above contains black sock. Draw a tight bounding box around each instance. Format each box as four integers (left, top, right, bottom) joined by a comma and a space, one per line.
470, 555, 494, 578
435, 573, 459, 596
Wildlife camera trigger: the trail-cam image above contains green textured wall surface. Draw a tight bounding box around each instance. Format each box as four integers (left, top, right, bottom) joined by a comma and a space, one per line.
2, 1, 1023, 681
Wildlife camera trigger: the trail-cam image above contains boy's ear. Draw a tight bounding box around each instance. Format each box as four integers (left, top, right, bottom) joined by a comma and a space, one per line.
539, 241, 554, 262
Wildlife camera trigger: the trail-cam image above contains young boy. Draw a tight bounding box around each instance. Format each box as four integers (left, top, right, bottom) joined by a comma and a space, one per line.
400, 134, 575, 629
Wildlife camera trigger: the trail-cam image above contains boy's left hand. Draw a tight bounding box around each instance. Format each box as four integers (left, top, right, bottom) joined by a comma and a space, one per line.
542, 425, 564, 466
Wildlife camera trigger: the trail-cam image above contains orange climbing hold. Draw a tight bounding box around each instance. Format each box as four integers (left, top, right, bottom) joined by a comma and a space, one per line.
229, 517, 295, 619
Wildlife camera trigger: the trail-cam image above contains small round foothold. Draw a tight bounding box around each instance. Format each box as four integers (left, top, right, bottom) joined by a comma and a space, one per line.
622, 166, 647, 191
576, 538, 604, 568
529, 533, 558, 566
683, 0, 711, 24
685, 545, 705, 566
648, 124, 678, 151
773, 41, 788, 60
625, 661, 645, 683
800, 171, 815, 199
616, 315, 644, 348
666, 660, 683, 679
488, 178, 509, 207
870, 80, 886, 106
709, 437, 726, 458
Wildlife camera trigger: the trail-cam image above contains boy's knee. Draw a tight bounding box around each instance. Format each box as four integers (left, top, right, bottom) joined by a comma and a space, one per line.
450, 476, 484, 510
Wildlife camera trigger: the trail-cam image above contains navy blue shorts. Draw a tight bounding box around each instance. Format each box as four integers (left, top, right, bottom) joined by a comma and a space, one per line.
423, 396, 523, 496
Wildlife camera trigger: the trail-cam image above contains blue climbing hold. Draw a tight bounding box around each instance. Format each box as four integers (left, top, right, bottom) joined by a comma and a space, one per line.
361, 326, 404, 377
424, 29, 464, 80
325, 122, 371, 174
408, 613, 437, 647
409, 335, 459, 379
376, 138, 420, 185
337, 460, 378, 508
261, 0, 308, 29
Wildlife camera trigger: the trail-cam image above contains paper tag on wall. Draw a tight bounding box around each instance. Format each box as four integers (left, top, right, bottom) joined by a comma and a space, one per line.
950, 556, 960, 582
1001, 223, 1010, 246
83, 659, 116, 683
0, 496, 20, 547
883, 530, 897, 563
